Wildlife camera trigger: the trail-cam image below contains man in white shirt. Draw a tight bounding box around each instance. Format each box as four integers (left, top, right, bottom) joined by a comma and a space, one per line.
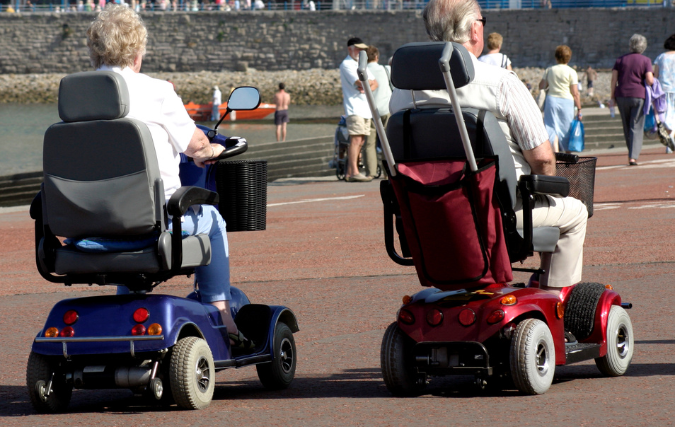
390, 0, 587, 289
339, 37, 378, 182
211, 85, 222, 121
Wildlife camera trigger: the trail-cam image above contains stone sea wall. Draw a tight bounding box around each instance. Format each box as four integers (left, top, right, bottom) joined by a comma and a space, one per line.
0, 67, 613, 106
1, 8, 673, 75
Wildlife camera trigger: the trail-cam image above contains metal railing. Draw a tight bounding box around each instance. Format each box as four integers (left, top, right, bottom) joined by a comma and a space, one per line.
0, 0, 670, 13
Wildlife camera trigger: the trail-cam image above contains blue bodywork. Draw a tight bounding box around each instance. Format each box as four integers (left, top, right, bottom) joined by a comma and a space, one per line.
32, 286, 298, 366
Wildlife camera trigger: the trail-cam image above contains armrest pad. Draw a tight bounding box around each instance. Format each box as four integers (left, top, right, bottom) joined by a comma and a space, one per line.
167, 186, 219, 217
519, 175, 570, 198
555, 152, 579, 163
30, 192, 42, 220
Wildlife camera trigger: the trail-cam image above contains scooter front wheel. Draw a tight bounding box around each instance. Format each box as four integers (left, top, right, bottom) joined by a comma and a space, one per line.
256, 321, 296, 390
510, 318, 555, 395
26, 351, 72, 413
169, 336, 215, 410
595, 306, 633, 376
381, 322, 426, 396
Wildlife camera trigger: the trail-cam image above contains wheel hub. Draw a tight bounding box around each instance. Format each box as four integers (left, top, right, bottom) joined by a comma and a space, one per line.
195, 356, 211, 393
536, 342, 549, 376
616, 324, 630, 358
279, 337, 294, 374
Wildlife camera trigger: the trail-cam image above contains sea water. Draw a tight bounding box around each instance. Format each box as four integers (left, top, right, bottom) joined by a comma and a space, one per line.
0, 104, 338, 177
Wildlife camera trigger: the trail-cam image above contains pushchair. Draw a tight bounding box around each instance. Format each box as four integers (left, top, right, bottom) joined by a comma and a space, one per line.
330, 115, 382, 180
358, 43, 633, 396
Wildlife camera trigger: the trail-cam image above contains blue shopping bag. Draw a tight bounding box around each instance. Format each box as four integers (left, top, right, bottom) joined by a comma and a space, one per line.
568, 119, 585, 152
644, 106, 657, 133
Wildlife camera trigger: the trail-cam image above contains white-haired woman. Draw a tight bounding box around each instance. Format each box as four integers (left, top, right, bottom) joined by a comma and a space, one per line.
610, 34, 655, 166
87, 5, 252, 349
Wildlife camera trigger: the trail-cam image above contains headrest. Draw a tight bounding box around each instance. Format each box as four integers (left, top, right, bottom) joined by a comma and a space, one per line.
390, 42, 475, 91
58, 71, 130, 122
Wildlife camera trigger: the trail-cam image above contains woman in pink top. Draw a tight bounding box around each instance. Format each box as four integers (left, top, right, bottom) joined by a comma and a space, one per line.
610, 34, 655, 166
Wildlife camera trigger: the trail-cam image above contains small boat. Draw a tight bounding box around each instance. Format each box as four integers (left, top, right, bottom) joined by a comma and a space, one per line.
184, 101, 276, 121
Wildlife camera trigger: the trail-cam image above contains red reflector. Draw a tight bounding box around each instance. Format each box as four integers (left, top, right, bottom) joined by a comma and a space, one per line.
458, 308, 476, 326
131, 324, 146, 336
63, 310, 79, 325
487, 309, 505, 324
133, 308, 149, 323
59, 326, 75, 337
399, 309, 415, 325
426, 309, 443, 326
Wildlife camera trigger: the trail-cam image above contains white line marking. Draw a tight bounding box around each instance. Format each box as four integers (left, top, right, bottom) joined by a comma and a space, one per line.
267, 195, 365, 207
594, 203, 622, 211
597, 159, 675, 171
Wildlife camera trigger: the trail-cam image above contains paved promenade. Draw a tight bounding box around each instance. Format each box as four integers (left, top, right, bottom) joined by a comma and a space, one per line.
1, 146, 674, 426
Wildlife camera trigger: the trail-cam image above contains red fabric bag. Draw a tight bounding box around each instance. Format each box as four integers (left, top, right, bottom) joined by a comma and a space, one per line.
389, 157, 512, 291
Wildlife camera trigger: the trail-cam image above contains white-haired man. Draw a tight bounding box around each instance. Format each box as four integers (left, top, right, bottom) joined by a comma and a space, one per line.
390, 0, 588, 290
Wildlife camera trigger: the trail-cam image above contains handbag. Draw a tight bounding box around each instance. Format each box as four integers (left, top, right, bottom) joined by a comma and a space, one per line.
568, 119, 585, 152
644, 106, 657, 133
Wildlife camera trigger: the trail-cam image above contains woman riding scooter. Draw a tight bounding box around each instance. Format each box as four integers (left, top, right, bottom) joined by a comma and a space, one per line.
87, 5, 252, 349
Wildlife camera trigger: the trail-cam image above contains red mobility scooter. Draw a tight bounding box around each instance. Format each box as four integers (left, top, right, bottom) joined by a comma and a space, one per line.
357, 43, 633, 395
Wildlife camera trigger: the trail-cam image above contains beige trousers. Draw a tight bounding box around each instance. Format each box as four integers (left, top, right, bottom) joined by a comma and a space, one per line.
363, 114, 389, 177
515, 194, 588, 288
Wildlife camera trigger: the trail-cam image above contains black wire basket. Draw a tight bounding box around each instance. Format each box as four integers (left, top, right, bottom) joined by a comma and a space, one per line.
556, 156, 597, 218
215, 159, 267, 232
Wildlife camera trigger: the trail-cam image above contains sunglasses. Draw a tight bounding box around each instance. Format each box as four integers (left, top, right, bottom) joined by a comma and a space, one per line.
476, 17, 486, 26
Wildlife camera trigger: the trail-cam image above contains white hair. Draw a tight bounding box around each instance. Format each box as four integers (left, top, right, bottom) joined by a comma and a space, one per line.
423, 0, 481, 44
628, 33, 647, 54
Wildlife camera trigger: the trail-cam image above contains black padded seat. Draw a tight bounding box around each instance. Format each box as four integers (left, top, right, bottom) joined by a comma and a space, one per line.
387, 42, 562, 260
34, 71, 213, 287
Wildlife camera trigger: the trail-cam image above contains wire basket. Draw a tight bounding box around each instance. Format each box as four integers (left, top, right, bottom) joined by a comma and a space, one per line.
215, 159, 267, 232
556, 156, 597, 218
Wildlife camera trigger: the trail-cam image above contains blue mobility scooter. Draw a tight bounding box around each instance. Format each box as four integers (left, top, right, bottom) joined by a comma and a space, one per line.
27, 72, 298, 412
358, 44, 633, 396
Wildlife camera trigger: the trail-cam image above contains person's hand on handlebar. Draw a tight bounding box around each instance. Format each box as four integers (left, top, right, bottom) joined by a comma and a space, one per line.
186, 127, 225, 168
195, 144, 225, 167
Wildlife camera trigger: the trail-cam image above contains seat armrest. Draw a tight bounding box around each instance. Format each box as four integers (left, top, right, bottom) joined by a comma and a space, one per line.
518, 175, 570, 198
167, 186, 220, 217
166, 186, 219, 272
555, 152, 579, 163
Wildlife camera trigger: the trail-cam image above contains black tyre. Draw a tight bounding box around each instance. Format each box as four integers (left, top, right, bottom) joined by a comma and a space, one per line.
380, 322, 426, 396
510, 319, 555, 395
26, 351, 72, 413
565, 282, 606, 341
336, 162, 346, 180
375, 164, 382, 179
256, 322, 296, 390
169, 337, 215, 410
595, 306, 634, 376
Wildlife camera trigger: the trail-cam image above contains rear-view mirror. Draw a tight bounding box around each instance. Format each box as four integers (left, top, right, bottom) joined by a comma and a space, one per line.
227, 87, 261, 111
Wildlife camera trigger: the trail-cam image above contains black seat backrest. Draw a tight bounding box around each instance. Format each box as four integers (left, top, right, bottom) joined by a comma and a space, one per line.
387, 42, 518, 210
43, 71, 163, 239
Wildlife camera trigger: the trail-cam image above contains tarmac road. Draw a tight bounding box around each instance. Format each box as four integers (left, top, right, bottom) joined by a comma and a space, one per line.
1, 146, 674, 426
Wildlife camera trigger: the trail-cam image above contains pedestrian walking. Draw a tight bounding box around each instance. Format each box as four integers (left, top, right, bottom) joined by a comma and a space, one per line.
363, 46, 392, 179
539, 45, 582, 153
478, 32, 512, 70
586, 66, 597, 97
654, 33, 675, 151
610, 34, 654, 166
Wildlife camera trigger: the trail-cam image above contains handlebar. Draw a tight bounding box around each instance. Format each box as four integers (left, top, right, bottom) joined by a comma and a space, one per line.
183, 124, 248, 162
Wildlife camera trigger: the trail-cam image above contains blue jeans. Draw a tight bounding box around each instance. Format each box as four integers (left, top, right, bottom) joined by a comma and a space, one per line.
118, 205, 231, 302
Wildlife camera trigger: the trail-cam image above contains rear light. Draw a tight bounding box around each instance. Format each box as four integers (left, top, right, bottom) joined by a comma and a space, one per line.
131, 324, 146, 336
59, 326, 75, 337
402, 295, 413, 305
500, 295, 517, 306
398, 309, 415, 325
458, 308, 476, 326
487, 309, 505, 324
426, 309, 443, 326
147, 323, 163, 336
605, 284, 613, 290
556, 302, 565, 319
63, 310, 79, 325
45, 327, 59, 338
133, 308, 149, 323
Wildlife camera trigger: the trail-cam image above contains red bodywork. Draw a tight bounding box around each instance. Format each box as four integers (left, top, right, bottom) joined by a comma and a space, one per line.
397, 283, 621, 365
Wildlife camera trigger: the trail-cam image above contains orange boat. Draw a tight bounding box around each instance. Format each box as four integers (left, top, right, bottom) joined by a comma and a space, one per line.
184, 101, 276, 121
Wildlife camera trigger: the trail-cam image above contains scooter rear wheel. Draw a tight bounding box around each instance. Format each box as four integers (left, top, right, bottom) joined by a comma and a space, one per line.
595, 306, 633, 376
26, 351, 72, 413
256, 321, 296, 390
381, 322, 426, 396
510, 319, 555, 395
169, 336, 215, 410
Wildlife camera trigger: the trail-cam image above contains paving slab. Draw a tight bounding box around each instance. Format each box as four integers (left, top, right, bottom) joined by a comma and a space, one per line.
1, 148, 674, 426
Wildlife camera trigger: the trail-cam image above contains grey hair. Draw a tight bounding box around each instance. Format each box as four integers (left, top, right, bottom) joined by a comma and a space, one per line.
423, 0, 481, 44
628, 33, 647, 54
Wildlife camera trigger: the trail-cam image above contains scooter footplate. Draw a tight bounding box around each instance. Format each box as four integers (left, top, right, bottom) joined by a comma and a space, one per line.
565, 342, 601, 365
